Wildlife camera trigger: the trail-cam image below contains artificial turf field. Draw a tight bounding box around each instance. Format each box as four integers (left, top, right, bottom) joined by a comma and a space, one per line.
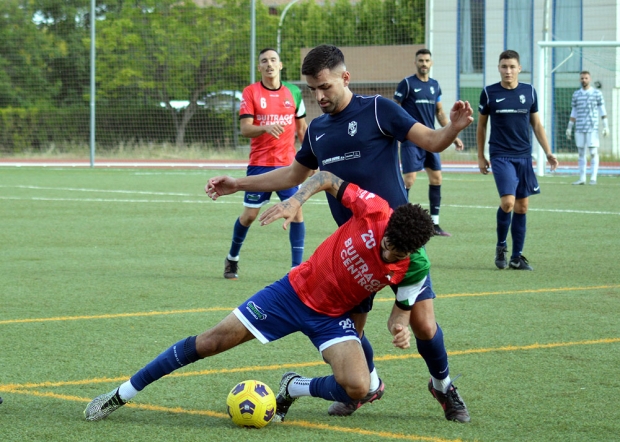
1, 167, 618, 442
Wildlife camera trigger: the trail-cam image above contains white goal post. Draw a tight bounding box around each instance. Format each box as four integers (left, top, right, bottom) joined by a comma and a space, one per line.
536, 40, 620, 176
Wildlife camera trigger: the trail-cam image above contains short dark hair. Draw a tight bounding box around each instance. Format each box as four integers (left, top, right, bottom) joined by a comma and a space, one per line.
258, 48, 279, 58
384, 203, 434, 254
499, 50, 520, 63
301, 44, 345, 77
580, 70, 590, 76
416, 48, 432, 58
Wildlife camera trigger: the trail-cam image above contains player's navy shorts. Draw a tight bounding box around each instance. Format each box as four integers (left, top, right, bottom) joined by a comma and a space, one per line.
490, 157, 540, 199
351, 273, 436, 314
233, 275, 360, 353
400, 142, 442, 174
243, 166, 299, 208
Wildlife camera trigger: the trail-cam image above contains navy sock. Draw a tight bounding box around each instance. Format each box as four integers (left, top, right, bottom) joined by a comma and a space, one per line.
511, 213, 526, 259
429, 185, 441, 216
405, 187, 410, 198
289, 221, 305, 267
496, 207, 512, 246
360, 333, 375, 372
309, 375, 354, 403
229, 218, 249, 257
130, 336, 200, 391
416, 324, 449, 380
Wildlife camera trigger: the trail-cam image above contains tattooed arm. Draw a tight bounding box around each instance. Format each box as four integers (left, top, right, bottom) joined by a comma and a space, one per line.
259, 171, 344, 230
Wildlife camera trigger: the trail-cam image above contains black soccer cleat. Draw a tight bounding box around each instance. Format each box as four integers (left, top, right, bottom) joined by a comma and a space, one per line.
428, 379, 470, 423
509, 255, 533, 271
495, 245, 508, 269
224, 258, 239, 279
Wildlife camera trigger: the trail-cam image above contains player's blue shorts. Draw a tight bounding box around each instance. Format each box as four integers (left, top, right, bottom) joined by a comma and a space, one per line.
351, 273, 436, 314
400, 143, 442, 174
490, 157, 540, 199
233, 275, 360, 353
243, 166, 299, 208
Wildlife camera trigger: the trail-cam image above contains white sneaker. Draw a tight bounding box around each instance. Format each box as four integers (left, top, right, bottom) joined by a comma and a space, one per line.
589, 180, 597, 185
572, 180, 585, 185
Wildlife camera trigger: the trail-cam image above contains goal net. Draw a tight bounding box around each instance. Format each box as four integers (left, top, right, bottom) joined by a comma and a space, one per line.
537, 41, 620, 175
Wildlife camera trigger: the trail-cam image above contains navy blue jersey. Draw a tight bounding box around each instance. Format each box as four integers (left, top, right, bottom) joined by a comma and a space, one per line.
479, 82, 538, 159
393, 75, 441, 129
296, 94, 416, 226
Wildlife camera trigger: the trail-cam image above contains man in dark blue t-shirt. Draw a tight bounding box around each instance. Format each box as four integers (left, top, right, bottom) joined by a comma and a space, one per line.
207, 44, 473, 423
476, 50, 558, 271
393, 49, 464, 237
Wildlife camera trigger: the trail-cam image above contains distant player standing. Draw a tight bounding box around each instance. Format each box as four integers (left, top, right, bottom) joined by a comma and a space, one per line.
223, 48, 307, 279
477, 50, 558, 271
565, 71, 609, 185
394, 49, 463, 237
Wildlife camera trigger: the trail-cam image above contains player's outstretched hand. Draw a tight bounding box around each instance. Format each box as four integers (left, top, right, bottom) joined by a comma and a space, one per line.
454, 137, 464, 151
602, 127, 609, 137
449, 100, 474, 131
478, 156, 490, 175
259, 199, 301, 230
205, 176, 239, 200
390, 324, 411, 349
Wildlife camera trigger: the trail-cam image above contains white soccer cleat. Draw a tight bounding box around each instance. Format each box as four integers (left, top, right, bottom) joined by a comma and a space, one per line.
84, 387, 126, 421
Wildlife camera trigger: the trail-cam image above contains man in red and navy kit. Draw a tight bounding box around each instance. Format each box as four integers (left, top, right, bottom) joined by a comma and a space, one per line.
207, 45, 472, 423
84, 171, 437, 422
223, 48, 307, 280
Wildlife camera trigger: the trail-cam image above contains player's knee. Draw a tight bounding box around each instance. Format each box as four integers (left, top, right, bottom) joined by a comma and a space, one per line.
500, 201, 514, 213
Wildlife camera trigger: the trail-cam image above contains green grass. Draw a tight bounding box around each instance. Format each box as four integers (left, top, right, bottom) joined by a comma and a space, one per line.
1, 168, 619, 442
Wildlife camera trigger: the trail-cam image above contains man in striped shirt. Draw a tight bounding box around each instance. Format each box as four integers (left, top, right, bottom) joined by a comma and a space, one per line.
566, 71, 609, 185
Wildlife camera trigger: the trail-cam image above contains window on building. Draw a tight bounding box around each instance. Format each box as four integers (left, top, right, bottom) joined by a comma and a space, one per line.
505, 0, 533, 72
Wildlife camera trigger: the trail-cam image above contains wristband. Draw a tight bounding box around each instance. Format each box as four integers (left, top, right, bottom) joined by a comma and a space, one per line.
567, 120, 574, 130
602, 118, 609, 129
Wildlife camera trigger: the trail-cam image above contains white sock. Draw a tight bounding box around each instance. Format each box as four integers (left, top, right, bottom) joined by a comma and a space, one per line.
431, 375, 452, 394
227, 254, 239, 261
287, 376, 312, 398
431, 215, 439, 225
118, 380, 139, 401
369, 368, 380, 392
590, 147, 599, 181
577, 147, 587, 181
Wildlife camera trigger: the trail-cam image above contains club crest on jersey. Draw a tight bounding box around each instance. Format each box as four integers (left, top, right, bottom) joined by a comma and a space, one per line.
519, 95, 526, 104
430, 86, 435, 95
348, 121, 358, 137
283, 99, 292, 108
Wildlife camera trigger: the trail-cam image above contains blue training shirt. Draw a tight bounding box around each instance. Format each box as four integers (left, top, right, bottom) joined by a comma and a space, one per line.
478, 82, 538, 159
393, 75, 441, 129
296, 94, 416, 226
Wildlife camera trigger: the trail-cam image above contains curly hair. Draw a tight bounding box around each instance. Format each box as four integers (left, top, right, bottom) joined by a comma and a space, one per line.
384, 203, 434, 254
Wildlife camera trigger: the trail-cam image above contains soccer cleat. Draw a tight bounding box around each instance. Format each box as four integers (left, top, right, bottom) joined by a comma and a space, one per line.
224, 258, 239, 279
495, 245, 508, 269
327, 378, 385, 416
589, 180, 597, 185
428, 379, 470, 423
433, 225, 452, 237
509, 255, 533, 271
84, 387, 126, 421
272, 372, 300, 423
572, 180, 585, 185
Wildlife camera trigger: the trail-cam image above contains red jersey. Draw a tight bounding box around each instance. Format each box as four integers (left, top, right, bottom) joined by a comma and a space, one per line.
239, 81, 306, 167
288, 183, 412, 317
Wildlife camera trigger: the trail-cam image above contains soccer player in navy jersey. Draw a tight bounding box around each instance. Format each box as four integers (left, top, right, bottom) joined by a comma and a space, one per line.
476, 50, 558, 271
394, 49, 464, 237
207, 44, 473, 423
84, 171, 436, 423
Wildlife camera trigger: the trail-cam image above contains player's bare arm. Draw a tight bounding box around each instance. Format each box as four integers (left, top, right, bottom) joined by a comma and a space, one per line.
206, 160, 312, 200
259, 171, 343, 229
529, 112, 558, 171
240, 118, 286, 139
296, 118, 308, 143
388, 304, 412, 349
406, 100, 473, 153
476, 113, 490, 174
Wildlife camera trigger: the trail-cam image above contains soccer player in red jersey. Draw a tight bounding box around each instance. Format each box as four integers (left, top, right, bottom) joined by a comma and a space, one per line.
223, 48, 308, 280
84, 171, 435, 422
